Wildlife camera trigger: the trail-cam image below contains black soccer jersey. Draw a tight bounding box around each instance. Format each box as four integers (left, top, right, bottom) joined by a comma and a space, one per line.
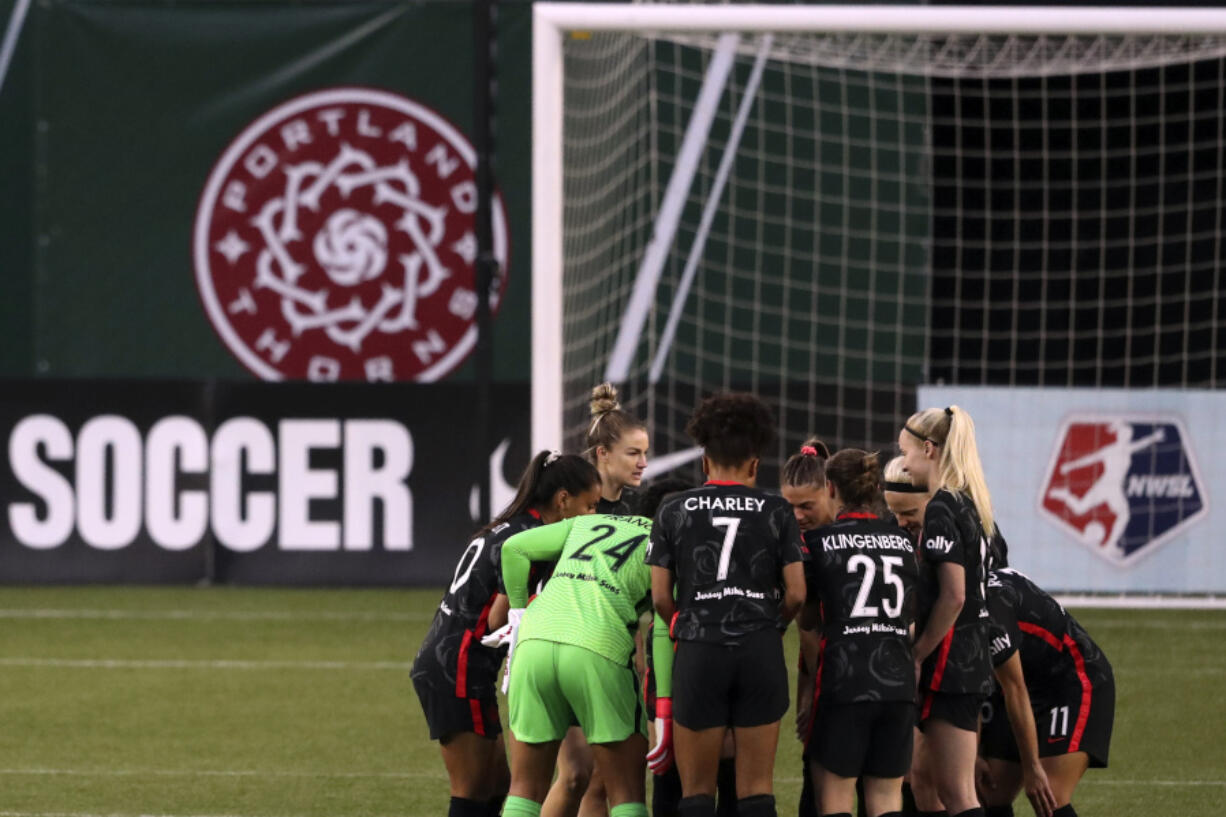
410, 512, 541, 699
804, 512, 919, 703
646, 481, 804, 646
597, 489, 637, 516
916, 489, 994, 697
987, 568, 1113, 696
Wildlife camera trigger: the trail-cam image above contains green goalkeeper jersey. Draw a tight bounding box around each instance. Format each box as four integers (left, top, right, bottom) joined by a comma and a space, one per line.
502, 514, 654, 666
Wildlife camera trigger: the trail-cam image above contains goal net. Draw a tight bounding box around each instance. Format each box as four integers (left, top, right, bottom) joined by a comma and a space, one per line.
532, 6, 1226, 480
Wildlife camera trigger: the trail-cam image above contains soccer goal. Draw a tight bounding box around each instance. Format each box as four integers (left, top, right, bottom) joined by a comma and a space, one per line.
532, 4, 1226, 476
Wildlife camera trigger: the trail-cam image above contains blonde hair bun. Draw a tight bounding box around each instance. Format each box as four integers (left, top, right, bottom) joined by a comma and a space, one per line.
589, 382, 620, 416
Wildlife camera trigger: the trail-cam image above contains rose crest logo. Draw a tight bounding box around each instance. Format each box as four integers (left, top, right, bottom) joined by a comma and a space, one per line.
193, 87, 508, 381
1039, 414, 1207, 566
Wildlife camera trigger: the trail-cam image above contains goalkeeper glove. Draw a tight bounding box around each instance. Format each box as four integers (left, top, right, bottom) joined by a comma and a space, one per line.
646, 696, 674, 774
480, 607, 524, 694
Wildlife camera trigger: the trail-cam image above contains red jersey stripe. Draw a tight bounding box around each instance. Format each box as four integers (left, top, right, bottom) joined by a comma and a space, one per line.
928, 626, 955, 691
1019, 621, 1065, 653
805, 636, 827, 749
455, 595, 497, 698
920, 690, 935, 721
1063, 634, 1094, 752
469, 698, 486, 736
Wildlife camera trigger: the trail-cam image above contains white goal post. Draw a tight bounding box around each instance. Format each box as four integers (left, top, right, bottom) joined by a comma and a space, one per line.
531, 3, 1226, 455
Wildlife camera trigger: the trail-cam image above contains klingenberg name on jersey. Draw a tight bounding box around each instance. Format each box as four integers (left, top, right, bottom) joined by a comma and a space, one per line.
682, 496, 767, 513
819, 532, 915, 553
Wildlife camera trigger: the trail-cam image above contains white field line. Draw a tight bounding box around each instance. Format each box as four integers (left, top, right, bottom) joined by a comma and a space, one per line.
1056, 595, 1226, 610
0, 609, 430, 622
775, 777, 1226, 786
0, 767, 441, 779
0, 658, 411, 670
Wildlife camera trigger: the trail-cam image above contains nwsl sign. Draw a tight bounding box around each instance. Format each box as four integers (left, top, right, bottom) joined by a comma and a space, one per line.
1039, 415, 1207, 566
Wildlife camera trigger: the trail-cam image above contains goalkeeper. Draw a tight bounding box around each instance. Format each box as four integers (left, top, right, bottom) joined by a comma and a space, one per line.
485, 481, 689, 817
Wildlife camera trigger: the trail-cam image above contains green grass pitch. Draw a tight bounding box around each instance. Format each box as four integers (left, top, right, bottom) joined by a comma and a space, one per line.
0, 586, 1220, 816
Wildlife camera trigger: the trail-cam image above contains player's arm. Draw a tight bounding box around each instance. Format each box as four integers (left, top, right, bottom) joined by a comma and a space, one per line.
651, 565, 676, 627
994, 652, 1057, 817
780, 561, 806, 623
914, 560, 965, 662
795, 626, 821, 741
646, 609, 677, 773
779, 508, 807, 623
501, 519, 576, 608
487, 593, 510, 631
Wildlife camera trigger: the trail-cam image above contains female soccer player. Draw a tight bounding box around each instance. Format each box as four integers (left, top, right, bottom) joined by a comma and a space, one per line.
979, 568, 1113, 817
587, 382, 649, 515
897, 405, 995, 817
546, 383, 651, 817
411, 452, 602, 817
489, 485, 687, 817
647, 392, 807, 817
781, 439, 834, 817
801, 449, 919, 817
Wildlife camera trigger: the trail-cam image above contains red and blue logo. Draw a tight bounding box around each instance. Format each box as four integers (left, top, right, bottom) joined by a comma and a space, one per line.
1039, 415, 1207, 566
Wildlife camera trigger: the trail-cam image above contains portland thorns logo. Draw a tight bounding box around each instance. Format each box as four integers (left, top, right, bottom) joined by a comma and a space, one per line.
193, 88, 508, 381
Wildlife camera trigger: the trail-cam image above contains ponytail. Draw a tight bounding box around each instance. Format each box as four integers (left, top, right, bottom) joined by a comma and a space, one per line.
781, 437, 830, 489
478, 451, 601, 536
904, 405, 995, 536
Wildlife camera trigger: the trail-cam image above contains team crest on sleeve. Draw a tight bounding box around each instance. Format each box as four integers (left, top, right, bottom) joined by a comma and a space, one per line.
1039, 415, 1207, 565
192, 87, 509, 381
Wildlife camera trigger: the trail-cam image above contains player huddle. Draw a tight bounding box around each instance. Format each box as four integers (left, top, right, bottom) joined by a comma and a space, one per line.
412, 386, 1115, 817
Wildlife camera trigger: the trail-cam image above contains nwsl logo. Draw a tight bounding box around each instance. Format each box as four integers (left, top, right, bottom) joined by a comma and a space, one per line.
1039, 416, 1207, 565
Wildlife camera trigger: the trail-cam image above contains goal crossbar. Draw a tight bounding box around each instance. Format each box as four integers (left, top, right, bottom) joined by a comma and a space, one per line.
531, 4, 1226, 452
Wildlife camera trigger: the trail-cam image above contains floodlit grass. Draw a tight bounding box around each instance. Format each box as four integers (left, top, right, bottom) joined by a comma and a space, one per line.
0, 587, 1219, 816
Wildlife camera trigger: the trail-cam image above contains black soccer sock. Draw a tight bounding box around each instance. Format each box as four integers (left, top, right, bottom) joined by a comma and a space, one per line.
819, 813, 852, 817
486, 794, 507, 817
798, 768, 817, 817
1051, 806, 1077, 817
950, 810, 984, 817
716, 759, 738, 816
737, 795, 777, 817
900, 781, 917, 816
917, 812, 948, 817
983, 806, 1014, 817
450, 797, 490, 817
652, 765, 683, 817
679, 794, 717, 817
876, 812, 904, 817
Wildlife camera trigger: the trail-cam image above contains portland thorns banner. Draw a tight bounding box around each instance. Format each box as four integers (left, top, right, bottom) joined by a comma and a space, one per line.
0, 380, 532, 585
0, 0, 532, 382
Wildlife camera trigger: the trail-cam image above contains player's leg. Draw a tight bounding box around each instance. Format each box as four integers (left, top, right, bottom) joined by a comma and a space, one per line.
506, 641, 574, 817
560, 642, 648, 817
674, 725, 725, 804
672, 638, 733, 815
440, 731, 498, 798
715, 730, 737, 816
921, 716, 981, 815
977, 758, 1022, 815
728, 630, 791, 815
489, 733, 512, 816
543, 728, 595, 817
861, 776, 905, 817
1040, 752, 1090, 811
857, 701, 913, 817
908, 725, 944, 814
578, 767, 609, 817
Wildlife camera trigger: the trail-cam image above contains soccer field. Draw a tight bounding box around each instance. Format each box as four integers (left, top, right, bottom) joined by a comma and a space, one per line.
0, 586, 1220, 817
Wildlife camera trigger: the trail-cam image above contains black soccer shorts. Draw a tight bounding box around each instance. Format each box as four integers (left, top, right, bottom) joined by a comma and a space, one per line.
918, 690, 984, 733
809, 700, 915, 778
980, 677, 1114, 768
673, 628, 788, 730
413, 674, 502, 742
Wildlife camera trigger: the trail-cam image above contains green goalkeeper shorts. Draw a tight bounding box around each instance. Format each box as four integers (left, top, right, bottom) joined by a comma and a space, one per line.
508, 639, 646, 744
